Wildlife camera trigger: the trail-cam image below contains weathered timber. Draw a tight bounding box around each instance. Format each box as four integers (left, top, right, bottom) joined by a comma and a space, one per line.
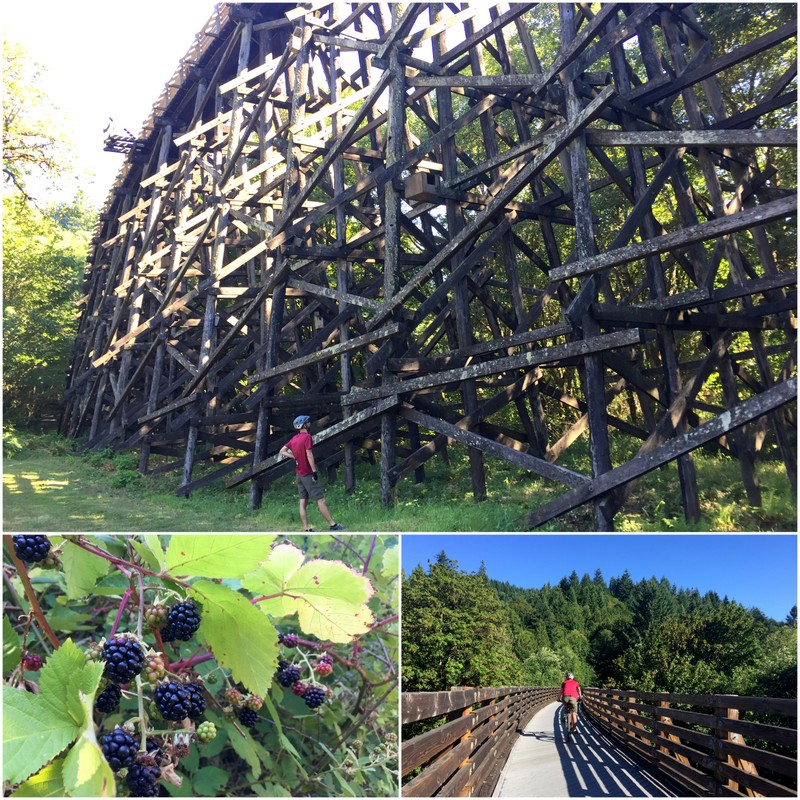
62, 3, 797, 529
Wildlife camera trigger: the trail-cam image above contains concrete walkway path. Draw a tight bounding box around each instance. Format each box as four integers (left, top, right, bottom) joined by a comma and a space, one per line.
493, 702, 678, 797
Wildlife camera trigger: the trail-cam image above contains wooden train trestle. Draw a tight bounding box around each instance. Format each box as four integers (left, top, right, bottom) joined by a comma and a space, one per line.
61, 3, 798, 529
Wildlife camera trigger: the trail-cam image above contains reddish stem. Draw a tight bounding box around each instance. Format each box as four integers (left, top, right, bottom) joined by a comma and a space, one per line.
109, 589, 132, 637
362, 535, 377, 575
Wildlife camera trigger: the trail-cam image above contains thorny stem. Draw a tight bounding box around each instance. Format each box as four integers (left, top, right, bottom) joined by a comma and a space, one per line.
135, 674, 147, 751
3, 536, 61, 650
109, 589, 132, 637
169, 652, 215, 673
362, 535, 378, 575
2, 571, 51, 653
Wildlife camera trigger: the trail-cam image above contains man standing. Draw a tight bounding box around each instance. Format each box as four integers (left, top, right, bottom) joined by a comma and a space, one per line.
279, 415, 346, 532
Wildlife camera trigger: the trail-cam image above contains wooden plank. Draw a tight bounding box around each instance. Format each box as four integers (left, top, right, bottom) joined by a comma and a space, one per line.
527, 377, 798, 528
586, 129, 797, 147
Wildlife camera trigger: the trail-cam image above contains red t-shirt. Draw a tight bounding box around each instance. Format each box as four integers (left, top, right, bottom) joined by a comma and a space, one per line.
286, 431, 314, 476
561, 678, 581, 698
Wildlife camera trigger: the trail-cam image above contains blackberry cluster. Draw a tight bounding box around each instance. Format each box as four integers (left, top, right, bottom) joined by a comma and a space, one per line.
11, 535, 51, 565
154, 681, 192, 721
103, 637, 145, 684
238, 707, 259, 728
161, 600, 201, 642
22, 652, 43, 671
126, 762, 161, 797
186, 682, 206, 720
304, 686, 326, 709
277, 664, 301, 687
95, 683, 122, 713
100, 728, 137, 772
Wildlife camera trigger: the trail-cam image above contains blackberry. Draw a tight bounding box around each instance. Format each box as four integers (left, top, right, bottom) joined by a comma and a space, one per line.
103, 637, 145, 684
22, 652, 43, 671
196, 721, 217, 743
126, 762, 161, 797
100, 728, 137, 772
280, 633, 299, 648
154, 681, 192, 721
278, 659, 291, 671
95, 683, 122, 713
143, 653, 166, 684
185, 682, 206, 720
304, 686, 326, 709
245, 694, 263, 712
146, 737, 165, 765
277, 665, 301, 687
315, 660, 333, 677
319, 653, 333, 665
291, 681, 307, 697
144, 604, 168, 629
224, 687, 243, 706
238, 707, 259, 728
160, 600, 201, 642
11, 535, 51, 564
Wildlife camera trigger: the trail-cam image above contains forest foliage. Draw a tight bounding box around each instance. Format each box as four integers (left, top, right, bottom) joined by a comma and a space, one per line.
402, 553, 797, 699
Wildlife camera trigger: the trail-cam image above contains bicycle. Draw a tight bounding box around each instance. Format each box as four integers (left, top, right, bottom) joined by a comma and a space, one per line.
562, 700, 578, 743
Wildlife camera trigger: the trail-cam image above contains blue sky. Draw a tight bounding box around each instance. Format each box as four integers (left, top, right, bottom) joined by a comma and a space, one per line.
402, 534, 797, 621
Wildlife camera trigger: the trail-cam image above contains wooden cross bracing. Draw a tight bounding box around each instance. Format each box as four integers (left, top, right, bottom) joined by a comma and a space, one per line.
61, 2, 798, 530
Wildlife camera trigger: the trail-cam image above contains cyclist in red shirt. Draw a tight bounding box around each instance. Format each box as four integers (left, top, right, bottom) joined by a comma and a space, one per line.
279, 415, 346, 532
560, 672, 582, 736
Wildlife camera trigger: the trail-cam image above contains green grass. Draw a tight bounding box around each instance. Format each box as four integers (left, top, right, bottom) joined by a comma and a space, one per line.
3, 432, 796, 532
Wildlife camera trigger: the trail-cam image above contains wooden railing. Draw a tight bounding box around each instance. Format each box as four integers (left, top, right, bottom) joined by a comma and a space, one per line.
401, 685, 560, 796
582, 688, 797, 797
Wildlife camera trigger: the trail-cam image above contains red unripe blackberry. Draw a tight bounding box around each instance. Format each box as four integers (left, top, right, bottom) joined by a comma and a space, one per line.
224, 687, 243, 706
100, 728, 137, 772
161, 600, 201, 642
277, 665, 301, 686
291, 681, 307, 696
154, 681, 192, 721
103, 637, 145, 683
143, 653, 166, 684
238, 707, 259, 728
245, 694, 263, 711
304, 686, 326, 709
315, 661, 333, 677
95, 682, 122, 713
280, 633, 299, 648
186, 682, 206, 720
12, 535, 51, 564
126, 762, 161, 796
22, 652, 43, 671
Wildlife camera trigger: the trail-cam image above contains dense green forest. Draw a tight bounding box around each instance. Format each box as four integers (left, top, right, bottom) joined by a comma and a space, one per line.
402, 553, 797, 698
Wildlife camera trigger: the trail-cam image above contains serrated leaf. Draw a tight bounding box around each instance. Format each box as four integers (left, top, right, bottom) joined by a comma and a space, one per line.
226, 724, 262, 778
62, 736, 114, 797
10, 757, 66, 797
61, 543, 110, 600
243, 544, 375, 642
2, 639, 103, 785
3, 615, 21, 673
142, 534, 166, 570
192, 765, 230, 796
190, 580, 278, 696
381, 544, 399, 579
166, 535, 274, 578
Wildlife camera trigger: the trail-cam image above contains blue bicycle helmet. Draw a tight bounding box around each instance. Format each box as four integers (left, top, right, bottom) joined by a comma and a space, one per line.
293, 415, 311, 429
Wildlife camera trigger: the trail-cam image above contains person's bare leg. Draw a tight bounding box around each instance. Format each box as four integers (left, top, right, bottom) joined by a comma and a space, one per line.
316, 498, 335, 526
299, 499, 311, 530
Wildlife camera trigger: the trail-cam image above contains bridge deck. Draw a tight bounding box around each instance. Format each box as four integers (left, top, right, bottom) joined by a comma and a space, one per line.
493, 702, 679, 797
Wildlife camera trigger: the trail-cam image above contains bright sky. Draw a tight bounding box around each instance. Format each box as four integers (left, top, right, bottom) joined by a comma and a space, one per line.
3, 1, 217, 207
402, 534, 798, 622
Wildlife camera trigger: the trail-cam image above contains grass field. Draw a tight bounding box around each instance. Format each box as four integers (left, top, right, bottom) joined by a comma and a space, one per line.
3, 431, 796, 532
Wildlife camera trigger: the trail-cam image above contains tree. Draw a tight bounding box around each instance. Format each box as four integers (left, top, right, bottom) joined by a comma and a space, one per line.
2, 38, 72, 199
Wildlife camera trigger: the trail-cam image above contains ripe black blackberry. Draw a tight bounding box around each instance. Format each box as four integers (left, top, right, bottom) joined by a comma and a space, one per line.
99, 728, 137, 772
238, 707, 259, 728
11, 535, 51, 564
160, 600, 201, 642
103, 637, 145, 683
146, 737, 165, 765
126, 762, 161, 797
154, 681, 192, 721
95, 683, 122, 713
277, 665, 301, 687
280, 633, 299, 648
185, 682, 206, 720
304, 686, 326, 709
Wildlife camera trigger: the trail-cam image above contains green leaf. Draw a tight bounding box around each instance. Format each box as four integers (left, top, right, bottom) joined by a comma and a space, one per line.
190, 580, 278, 696
142, 534, 166, 571
192, 765, 230, 796
62, 736, 114, 797
381, 544, 399, 579
226, 724, 262, 778
61, 543, 110, 599
10, 757, 66, 797
3, 615, 21, 673
243, 544, 375, 642
3, 639, 103, 785
166, 535, 274, 579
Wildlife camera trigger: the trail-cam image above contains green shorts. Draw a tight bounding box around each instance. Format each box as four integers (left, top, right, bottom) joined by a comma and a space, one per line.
563, 696, 578, 713
297, 474, 325, 501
